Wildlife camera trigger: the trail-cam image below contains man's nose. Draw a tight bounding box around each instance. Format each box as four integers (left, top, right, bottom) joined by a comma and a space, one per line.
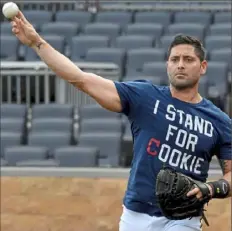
177, 60, 185, 69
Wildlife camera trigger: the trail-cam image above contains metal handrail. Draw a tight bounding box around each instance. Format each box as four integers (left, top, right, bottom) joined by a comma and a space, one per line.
0, 61, 120, 105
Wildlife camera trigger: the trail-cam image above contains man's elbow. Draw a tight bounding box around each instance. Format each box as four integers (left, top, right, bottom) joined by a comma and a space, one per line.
67, 71, 87, 90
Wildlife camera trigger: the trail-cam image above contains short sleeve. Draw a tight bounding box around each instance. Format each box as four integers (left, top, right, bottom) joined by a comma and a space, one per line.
217, 117, 232, 160
114, 80, 152, 116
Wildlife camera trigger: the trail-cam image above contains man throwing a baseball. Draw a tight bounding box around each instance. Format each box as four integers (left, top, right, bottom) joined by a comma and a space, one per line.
10, 11, 231, 231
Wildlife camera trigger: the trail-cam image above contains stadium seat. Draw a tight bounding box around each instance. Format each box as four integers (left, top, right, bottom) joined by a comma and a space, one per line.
78, 132, 122, 167
123, 122, 132, 142
1, 22, 38, 35
95, 11, 132, 28
0, 104, 27, 118
134, 11, 172, 27
0, 118, 25, 133
0, 132, 22, 157
42, 35, 66, 52
0, 35, 18, 61
198, 77, 209, 98
54, 146, 99, 167
16, 159, 59, 167
205, 35, 231, 51
70, 35, 109, 61
166, 23, 205, 40
31, 104, 74, 119
55, 10, 92, 29
159, 35, 175, 50
142, 62, 168, 83
23, 10, 53, 28
4, 146, 49, 166
28, 132, 72, 157
30, 118, 73, 133
174, 11, 212, 25
79, 104, 121, 120
213, 12, 231, 23
85, 48, 125, 75
24, 49, 39, 61
209, 156, 221, 169
84, 23, 121, 41
24, 35, 65, 61
125, 23, 164, 39
126, 48, 166, 76
207, 23, 231, 36
201, 1, 230, 9
207, 85, 225, 109
0, 158, 8, 166
1, 22, 13, 35
80, 118, 122, 134
205, 61, 229, 95
114, 35, 154, 50
40, 22, 80, 44
121, 122, 133, 166
210, 49, 231, 70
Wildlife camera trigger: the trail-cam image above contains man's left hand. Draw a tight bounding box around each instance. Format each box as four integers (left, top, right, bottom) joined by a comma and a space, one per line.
187, 184, 213, 200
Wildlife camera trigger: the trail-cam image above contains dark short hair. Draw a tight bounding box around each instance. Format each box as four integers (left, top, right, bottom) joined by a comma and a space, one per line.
167, 34, 206, 62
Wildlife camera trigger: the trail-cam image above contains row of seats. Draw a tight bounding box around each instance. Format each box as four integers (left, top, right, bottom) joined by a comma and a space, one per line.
1, 34, 231, 71
1, 22, 230, 47
2, 23, 231, 55
1, 146, 99, 167
0, 102, 124, 119
1, 10, 230, 28
0, 131, 123, 167
0, 103, 131, 167
2, 21, 231, 40
1, 117, 123, 139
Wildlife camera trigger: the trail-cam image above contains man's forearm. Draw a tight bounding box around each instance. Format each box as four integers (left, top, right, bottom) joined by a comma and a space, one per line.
32, 39, 85, 87
207, 172, 231, 199
220, 159, 231, 197
223, 172, 231, 197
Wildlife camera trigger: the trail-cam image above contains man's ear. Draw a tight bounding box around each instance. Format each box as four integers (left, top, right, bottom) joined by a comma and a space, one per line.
200, 60, 208, 75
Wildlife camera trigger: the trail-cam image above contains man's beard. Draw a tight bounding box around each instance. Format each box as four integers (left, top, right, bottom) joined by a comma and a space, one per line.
169, 76, 198, 90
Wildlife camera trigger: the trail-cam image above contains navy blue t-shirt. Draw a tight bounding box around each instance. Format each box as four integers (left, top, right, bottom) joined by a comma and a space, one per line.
114, 80, 231, 217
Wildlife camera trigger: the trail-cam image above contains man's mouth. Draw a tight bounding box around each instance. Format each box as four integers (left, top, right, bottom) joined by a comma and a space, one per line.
175, 73, 187, 77
175, 73, 187, 76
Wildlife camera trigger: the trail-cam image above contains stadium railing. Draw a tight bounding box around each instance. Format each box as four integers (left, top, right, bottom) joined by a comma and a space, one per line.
0, 61, 119, 106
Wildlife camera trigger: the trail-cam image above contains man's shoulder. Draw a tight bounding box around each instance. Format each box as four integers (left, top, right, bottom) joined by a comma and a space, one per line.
115, 79, 169, 93
128, 79, 168, 91
202, 98, 231, 125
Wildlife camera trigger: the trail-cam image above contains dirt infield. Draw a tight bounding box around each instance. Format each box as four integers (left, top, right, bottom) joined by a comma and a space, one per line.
1, 177, 231, 231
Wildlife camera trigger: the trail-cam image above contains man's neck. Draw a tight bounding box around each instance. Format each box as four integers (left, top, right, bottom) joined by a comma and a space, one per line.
170, 85, 202, 104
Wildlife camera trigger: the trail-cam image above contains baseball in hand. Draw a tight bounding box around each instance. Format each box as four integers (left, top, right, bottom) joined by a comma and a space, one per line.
2, 2, 19, 19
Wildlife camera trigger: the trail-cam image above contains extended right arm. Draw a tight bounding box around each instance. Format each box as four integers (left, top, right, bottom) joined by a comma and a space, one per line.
32, 40, 122, 112
11, 11, 122, 113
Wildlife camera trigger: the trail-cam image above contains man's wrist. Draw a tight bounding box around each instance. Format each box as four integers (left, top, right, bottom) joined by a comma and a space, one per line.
207, 179, 230, 199
31, 38, 46, 50
206, 183, 213, 198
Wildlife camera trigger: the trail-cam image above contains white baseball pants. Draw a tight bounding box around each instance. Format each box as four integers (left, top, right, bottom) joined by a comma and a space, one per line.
119, 206, 202, 231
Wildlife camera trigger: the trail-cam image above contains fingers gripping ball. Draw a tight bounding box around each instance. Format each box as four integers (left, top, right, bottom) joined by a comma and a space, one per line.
2, 2, 19, 19
155, 168, 212, 225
